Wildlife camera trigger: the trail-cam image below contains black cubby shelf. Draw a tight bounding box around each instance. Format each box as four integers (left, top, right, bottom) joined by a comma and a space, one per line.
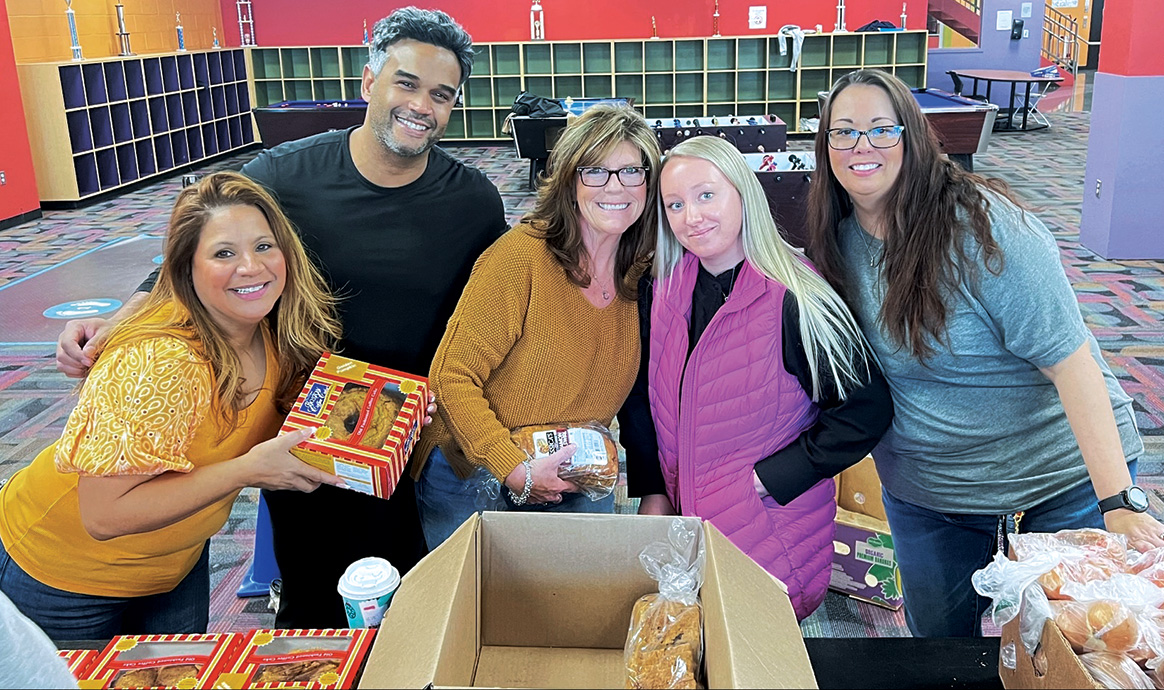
242, 32, 927, 142
18, 48, 256, 202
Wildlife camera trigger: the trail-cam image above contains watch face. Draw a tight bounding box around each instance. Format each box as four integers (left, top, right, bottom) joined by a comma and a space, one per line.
1129, 486, 1150, 512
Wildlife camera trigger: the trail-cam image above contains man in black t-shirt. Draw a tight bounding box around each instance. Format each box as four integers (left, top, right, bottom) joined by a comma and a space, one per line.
56, 8, 507, 629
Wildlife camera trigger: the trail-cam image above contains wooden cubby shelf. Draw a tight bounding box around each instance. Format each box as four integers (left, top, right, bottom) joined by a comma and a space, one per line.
244, 31, 926, 141
18, 48, 255, 202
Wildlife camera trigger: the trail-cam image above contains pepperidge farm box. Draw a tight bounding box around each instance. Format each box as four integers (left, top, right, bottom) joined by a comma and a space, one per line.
280, 353, 428, 499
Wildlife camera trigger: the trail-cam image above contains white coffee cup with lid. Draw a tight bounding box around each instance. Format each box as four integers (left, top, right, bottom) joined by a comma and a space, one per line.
337, 557, 400, 628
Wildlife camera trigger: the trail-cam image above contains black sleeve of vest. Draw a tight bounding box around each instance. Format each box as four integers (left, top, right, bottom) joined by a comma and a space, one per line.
136, 268, 160, 294
617, 274, 667, 499
754, 292, 894, 505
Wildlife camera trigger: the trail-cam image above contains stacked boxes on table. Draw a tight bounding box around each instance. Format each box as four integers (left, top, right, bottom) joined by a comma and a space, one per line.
75, 629, 375, 689
830, 457, 903, 611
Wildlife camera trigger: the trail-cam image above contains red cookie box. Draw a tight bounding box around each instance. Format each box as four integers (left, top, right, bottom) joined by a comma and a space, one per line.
215, 628, 377, 689
57, 649, 100, 680
77, 632, 242, 689
280, 353, 428, 499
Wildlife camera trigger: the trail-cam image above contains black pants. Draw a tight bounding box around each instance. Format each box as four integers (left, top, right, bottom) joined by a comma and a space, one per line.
262, 474, 428, 629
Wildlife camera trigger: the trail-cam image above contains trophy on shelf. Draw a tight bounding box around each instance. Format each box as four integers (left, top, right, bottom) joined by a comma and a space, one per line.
651, 16, 659, 39
212, 27, 221, 49
64, 0, 83, 61
115, 1, 134, 56
363, 19, 369, 45
530, 0, 544, 41
900, 2, 908, 28
835, 0, 847, 32
237, 0, 256, 46
712, 0, 721, 37
176, 12, 187, 52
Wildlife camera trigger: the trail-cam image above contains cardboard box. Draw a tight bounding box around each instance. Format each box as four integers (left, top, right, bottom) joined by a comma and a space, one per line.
998, 617, 1101, 689
830, 508, 903, 610
828, 458, 902, 610
216, 628, 376, 689
359, 512, 817, 689
281, 353, 428, 498
57, 649, 100, 680
79, 633, 242, 689
835, 456, 887, 523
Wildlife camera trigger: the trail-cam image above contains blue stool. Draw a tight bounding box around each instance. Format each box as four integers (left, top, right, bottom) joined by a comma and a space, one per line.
236, 493, 280, 597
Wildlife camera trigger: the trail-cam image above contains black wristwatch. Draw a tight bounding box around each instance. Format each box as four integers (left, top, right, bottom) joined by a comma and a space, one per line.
1097, 485, 1150, 514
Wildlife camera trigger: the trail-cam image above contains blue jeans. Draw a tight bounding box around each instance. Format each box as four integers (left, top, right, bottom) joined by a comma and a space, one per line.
882, 461, 1136, 638
0, 537, 210, 643
415, 447, 616, 549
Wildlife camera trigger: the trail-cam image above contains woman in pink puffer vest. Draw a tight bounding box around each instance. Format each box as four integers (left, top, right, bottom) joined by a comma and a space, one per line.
617, 136, 893, 620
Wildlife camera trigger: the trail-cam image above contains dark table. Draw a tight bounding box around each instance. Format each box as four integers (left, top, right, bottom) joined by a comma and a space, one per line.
911, 87, 998, 172
806, 637, 1002, 689
252, 99, 368, 148
948, 69, 1063, 132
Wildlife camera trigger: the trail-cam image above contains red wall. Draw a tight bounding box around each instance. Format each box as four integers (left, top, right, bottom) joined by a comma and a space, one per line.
218, 0, 923, 46
1097, 0, 1164, 76
0, 7, 39, 223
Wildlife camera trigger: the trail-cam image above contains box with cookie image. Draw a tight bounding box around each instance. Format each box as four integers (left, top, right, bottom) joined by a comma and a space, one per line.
280, 353, 429, 499
77, 632, 242, 689
215, 628, 376, 689
57, 649, 100, 681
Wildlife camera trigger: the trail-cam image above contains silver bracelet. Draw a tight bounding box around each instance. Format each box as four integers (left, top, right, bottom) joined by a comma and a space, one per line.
509, 459, 534, 506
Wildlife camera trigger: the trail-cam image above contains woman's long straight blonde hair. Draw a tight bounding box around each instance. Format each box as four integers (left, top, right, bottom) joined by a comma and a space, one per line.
655, 135, 870, 400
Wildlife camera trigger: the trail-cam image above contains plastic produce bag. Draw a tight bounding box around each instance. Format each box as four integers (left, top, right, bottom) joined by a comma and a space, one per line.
1078, 651, 1155, 689
0, 592, 78, 689
624, 519, 706, 689
511, 422, 620, 501
1011, 529, 1129, 599
972, 550, 1058, 658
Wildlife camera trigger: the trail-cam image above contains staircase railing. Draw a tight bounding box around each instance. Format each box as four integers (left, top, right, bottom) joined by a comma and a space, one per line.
1042, 4, 1081, 76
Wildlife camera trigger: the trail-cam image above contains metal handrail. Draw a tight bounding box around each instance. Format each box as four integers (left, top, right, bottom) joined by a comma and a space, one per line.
1042, 4, 1081, 77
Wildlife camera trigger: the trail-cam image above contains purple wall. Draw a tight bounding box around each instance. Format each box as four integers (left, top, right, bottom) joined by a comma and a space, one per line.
1079, 72, 1164, 259
926, 0, 1046, 99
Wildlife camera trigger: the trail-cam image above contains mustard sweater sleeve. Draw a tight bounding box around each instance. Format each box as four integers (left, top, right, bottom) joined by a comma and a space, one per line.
429, 232, 535, 481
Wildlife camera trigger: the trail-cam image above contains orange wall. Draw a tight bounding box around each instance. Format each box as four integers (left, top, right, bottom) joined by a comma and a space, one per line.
0, 2, 39, 221
7, 0, 225, 63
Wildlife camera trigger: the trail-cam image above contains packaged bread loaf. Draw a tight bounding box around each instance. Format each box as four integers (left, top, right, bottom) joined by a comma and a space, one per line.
625, 519, 706, 689
511, 422, 619, 500
626, 593, 701, 689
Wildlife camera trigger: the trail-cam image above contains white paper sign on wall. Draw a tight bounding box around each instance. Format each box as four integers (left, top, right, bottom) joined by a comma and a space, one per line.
1051, 0, 1078, 7
1020, 2, 1033, 17
749, 6, 767, 29
996, 9, 1013, 30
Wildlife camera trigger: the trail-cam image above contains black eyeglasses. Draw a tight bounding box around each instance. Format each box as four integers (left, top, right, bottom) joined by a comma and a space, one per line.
826, 125, 906, 150
576, 166, 649, 187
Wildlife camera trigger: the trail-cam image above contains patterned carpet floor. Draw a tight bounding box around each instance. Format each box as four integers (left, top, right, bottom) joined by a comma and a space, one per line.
1, 110, 1161, 638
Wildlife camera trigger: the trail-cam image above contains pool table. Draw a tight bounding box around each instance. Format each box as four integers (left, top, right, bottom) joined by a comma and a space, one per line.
911, 87, 998, 171
252, 99, 368, 148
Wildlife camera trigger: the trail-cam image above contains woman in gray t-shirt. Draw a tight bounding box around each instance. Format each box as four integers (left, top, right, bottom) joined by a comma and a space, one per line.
805, 68, 1163, 638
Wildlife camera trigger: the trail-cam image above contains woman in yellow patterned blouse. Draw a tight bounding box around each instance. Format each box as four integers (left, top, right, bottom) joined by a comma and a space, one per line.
0, 172, 343, 642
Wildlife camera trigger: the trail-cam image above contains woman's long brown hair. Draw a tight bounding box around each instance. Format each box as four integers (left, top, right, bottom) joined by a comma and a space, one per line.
807, 69, 1023, 359
522, 104, 661, 300
104, 172, 342, 433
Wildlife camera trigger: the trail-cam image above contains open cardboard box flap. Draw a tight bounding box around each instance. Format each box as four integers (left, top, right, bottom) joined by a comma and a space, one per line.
999, 617, 1102, 689
360, 512, 816, 689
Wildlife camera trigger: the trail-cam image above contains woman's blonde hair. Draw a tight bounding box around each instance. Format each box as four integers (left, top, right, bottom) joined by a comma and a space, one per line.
105, 171, 341, 430
523, 103, 661, 300
656, 135, 869, 400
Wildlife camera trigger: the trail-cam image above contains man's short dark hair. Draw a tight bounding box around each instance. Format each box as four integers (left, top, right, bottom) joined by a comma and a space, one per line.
367, 7, 474, 87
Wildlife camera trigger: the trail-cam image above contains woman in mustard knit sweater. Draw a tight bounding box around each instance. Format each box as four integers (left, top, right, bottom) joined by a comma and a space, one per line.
414, 105, 661, 547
